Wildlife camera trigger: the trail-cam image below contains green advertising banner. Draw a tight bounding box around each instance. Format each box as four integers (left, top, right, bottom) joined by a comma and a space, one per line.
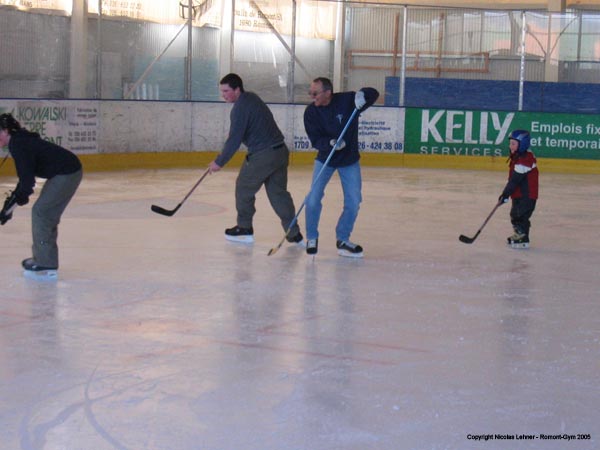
405, 108, 600, 160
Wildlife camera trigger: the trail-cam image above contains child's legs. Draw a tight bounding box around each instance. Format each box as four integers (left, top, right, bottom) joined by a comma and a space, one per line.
510, 198, 537, 236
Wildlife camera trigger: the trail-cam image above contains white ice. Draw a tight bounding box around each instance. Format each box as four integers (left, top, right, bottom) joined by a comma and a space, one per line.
1, 167, 599, 450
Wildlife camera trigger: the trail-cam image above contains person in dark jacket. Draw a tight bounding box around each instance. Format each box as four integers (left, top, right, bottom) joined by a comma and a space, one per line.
499, 129, 539, 249
0, 113, 83, 276
303, 77, 379, 258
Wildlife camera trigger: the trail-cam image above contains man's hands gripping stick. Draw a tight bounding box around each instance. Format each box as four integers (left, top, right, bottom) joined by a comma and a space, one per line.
330, 139, 346, 151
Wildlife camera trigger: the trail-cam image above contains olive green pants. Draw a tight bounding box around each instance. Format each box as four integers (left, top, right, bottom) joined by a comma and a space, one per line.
234, 145, 299, 236
31, 169, 83, 268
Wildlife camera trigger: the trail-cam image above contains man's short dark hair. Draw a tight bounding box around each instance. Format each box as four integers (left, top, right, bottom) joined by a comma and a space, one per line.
220, 73, 244, 92
313, 77, 333, 93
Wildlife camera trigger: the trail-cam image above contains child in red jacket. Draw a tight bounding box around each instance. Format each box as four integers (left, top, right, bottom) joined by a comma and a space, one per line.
499, 130, 539, 249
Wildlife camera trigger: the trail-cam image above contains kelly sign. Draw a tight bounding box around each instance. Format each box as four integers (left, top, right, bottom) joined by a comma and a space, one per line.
405, 108, 600, 160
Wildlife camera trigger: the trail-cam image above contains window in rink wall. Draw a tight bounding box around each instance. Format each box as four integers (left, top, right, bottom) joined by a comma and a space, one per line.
345, 8, 527, 83
343, 6, 600, 85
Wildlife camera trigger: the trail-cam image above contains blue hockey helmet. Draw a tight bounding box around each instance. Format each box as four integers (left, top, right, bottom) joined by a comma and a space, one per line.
509, 129, 530, 153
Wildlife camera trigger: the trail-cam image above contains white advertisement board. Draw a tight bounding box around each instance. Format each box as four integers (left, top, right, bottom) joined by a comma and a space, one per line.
0, 100, 98, 154
1, 99, 405, 157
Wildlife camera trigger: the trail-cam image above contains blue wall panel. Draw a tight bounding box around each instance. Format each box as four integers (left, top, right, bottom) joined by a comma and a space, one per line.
523, 82, 600, 114
386, 77, 600, 114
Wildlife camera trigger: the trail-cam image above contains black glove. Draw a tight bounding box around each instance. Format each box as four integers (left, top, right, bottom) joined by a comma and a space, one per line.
499, 194, 509, 204
0, 191, 18, 225
16, 194, 29, 206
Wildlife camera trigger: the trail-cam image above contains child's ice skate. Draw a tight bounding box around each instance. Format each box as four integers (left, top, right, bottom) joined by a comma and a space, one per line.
507, 232, 529, 249
22, 258, 58, 281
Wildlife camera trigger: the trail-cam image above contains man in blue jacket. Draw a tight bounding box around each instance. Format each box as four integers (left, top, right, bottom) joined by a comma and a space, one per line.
303, 77, 379, 257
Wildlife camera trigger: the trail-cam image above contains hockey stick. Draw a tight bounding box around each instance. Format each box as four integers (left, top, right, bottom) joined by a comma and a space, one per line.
459, 201, 503, 244
268, 107, 360, 256
151, 168, 210, 216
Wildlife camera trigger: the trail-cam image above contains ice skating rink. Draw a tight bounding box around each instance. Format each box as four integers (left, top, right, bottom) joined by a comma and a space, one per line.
1, 166, 598, 450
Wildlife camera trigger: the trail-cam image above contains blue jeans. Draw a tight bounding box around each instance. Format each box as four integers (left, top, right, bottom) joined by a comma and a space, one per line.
305, 160, 362, 242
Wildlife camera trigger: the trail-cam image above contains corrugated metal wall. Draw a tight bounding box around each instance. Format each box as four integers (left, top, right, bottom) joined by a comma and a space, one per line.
0, 9, 69, 97
1, 3, 599, 101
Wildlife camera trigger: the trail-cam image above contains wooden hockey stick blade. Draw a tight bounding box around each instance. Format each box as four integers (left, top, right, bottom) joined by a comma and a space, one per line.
151, 204, 180, 216
267, 235, 287, 256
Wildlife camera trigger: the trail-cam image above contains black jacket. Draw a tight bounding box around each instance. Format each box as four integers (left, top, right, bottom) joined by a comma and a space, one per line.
8, 129, 82, 204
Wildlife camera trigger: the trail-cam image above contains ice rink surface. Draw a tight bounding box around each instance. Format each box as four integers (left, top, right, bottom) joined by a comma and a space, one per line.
1, 166, 599, 450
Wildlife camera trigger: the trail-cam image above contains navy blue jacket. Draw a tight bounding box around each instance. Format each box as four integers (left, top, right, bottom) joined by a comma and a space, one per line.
303, 87, 379, 168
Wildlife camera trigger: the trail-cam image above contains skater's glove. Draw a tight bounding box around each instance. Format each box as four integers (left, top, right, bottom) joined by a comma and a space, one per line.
354, 90, 366, 110
16, 194, 29, 206
330, 139, 346, 151
498, 194, 509, 204
12, 184, 29, 206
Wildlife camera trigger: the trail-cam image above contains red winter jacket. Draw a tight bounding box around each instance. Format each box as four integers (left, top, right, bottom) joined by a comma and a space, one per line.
502, 151, 539, 200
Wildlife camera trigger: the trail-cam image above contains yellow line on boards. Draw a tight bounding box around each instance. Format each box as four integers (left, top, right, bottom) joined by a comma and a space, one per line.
1, 151, 599, 175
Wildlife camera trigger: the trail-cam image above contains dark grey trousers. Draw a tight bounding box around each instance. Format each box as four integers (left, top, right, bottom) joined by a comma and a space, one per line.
31, 169, 83, 268
510, 197, 537, 236
234, 145, 299, 235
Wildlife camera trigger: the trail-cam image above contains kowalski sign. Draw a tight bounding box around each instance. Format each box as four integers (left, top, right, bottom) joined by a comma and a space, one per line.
405, 108, 600, 160
0, 100, 99, 154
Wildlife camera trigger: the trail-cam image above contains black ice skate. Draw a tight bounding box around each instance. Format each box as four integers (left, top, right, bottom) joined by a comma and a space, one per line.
336, 240, 364, 258
224, 225, 254, 243
22, 258, 58, 280
286, 231, 305, 246
306, 238, 318, 255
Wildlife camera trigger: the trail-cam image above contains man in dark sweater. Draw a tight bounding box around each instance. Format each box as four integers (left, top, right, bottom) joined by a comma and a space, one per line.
208, 73, 302, 245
